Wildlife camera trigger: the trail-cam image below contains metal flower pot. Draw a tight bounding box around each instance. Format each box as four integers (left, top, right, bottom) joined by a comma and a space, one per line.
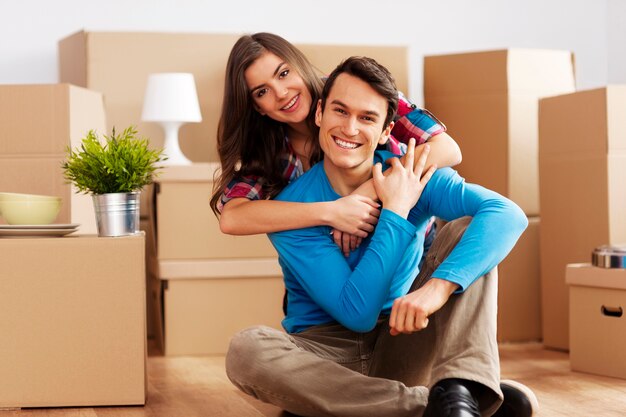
92, 192, 140, 237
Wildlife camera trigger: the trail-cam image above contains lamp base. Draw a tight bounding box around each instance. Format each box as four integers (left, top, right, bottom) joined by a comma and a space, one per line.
161, 122, 192, 166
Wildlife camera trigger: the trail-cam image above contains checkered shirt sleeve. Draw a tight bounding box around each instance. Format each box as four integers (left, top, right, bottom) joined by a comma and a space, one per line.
386, 92, 447, 155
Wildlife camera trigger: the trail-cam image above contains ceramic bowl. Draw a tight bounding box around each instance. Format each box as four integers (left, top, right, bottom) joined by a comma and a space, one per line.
0, 192, 62, 225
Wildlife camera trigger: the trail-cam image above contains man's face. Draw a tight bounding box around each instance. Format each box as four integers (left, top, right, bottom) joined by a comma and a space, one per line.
315, 73, 392, 173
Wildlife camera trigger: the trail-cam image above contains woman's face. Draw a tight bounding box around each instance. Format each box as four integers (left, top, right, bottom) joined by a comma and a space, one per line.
244, 51, 312, 126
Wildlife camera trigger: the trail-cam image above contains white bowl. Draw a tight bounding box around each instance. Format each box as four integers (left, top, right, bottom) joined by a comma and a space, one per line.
0, 193, 62, 225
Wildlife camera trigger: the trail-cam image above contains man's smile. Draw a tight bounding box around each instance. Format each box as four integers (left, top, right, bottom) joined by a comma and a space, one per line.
333, 136, 362, 150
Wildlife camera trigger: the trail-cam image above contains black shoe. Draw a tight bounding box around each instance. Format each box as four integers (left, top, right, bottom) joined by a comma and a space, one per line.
492, 380, 539, 417
423, 379, 481, 417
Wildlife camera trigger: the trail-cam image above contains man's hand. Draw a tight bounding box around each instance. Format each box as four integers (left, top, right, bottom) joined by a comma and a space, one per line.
373, 138, 436, 219
389, 278, 459, 335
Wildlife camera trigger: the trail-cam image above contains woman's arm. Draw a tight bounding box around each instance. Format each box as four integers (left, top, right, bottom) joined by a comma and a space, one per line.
352, 132, 461, 201
421, 131, 462, 168
219, 195, 379, 236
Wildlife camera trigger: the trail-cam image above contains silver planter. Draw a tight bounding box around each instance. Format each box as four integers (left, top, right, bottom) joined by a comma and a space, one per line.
92, 192, 141, 237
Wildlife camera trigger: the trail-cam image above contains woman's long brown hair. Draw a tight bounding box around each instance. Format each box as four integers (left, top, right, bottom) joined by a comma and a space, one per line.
210, 33, 324, 217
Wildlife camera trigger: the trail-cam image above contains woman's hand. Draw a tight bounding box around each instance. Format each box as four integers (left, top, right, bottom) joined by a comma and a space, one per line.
331, 230, 363, 257
327, 194, 381, 236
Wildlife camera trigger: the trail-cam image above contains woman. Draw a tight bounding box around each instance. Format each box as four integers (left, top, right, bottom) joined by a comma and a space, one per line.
210, 32, 461, 255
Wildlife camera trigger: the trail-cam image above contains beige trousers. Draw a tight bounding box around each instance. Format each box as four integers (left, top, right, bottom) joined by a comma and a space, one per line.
226, 218, 503, 417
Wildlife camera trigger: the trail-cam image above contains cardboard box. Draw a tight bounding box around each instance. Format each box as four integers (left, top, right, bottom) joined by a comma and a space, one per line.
0, 235, 146, 407
162, 265, 284, 356
143, 164, 284, 355
155, 163, 276, 260
0, 84, 106, 234
424, 49, 576, 216
58, 30, 408, 163
497, 217, 541, 342
567, 263, 626, 379
538, 86, 626, 350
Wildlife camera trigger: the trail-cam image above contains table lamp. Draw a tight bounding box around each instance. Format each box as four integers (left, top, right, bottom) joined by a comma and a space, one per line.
141, 73, 202, 165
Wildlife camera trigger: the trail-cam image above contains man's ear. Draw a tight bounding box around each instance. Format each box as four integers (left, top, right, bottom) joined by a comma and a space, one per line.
315, 99, 323, 127
378, 121, 394, 145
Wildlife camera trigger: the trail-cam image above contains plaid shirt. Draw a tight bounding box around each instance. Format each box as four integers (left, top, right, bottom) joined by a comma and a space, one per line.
217, 93, 446, 213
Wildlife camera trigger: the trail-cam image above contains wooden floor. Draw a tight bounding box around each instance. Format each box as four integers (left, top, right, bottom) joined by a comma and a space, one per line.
4, 343, 626, 417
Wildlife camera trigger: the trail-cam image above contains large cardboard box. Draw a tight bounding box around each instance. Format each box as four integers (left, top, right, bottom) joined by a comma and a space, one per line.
162, 263, 284, 356
0, 235, 146, 407
424, 49, 576, 216
538, 86, 626, 350
58, 30, 408, 163
0, 84, 106, 234
497, 217, 541, 342
567, 263, 626, 379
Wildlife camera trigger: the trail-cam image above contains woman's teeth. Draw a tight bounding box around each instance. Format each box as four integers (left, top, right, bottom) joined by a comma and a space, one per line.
282, 95, 298, 110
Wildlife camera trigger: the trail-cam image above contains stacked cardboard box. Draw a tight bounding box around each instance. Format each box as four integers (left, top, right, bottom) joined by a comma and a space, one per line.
424, 49, 576, 342
539, 86, 626, 349
148, 164, 284, 355
0, 235, 146, 407
567, 263, 626, 379
0, 84, 105, 233
497, 218, 541, 342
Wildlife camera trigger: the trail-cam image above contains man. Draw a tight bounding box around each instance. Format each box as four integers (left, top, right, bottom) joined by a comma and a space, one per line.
226, 56, 537, 417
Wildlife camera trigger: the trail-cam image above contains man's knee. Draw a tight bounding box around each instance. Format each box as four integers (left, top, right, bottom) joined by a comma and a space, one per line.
225, 325, 273, 384
437, 217, 471, 243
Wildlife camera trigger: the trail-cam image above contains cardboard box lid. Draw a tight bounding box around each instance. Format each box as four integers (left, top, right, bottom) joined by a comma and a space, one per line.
566, 263, 626, 290
424, 49, 575, 96
159, 258, 281, 280
539, 86, 626, 157
155, 162, 219, 183
0, 84, 105, 156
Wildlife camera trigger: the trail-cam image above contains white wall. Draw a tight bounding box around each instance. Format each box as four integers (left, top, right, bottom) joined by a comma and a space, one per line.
608, 0, 626, 83
0, 0, 612, 103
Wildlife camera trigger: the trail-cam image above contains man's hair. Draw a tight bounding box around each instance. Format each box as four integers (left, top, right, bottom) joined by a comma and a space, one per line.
321, 56, 399, 129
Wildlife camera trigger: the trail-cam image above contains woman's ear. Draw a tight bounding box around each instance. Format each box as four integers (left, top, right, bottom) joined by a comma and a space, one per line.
315, 99, 323, 127
253, 103, 266, 116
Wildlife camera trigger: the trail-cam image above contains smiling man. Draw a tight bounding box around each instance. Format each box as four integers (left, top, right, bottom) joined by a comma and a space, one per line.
225, 57, 537, 417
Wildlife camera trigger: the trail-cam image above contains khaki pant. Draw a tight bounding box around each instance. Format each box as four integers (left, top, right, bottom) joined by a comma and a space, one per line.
226, 218, 503, 417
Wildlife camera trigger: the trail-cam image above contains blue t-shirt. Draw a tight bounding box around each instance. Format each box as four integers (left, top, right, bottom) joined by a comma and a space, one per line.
269, 151, 527, 334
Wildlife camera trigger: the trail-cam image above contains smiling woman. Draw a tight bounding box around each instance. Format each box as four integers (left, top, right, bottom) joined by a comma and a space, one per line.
209, 32, 462, 257
245, 52, 313, 127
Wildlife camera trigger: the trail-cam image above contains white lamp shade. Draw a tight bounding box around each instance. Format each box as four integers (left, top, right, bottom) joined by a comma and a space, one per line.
141, 73, 202, 123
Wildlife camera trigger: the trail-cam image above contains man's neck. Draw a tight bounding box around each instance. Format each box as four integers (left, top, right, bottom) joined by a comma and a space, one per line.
323, 159, 373, 196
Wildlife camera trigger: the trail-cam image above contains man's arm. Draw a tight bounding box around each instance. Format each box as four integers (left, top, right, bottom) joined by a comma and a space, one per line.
269, 209, 416, 333
389, 168, 528, 335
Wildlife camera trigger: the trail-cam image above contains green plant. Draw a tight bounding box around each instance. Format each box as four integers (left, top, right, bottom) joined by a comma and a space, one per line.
62, 126, 166, 194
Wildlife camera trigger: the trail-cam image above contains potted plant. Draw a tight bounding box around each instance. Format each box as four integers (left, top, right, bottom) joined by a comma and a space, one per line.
62, 126, 165, 237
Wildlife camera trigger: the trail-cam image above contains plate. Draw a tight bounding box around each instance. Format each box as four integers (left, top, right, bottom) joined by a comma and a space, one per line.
0, 228, 78, 237
0, 223, 80, 230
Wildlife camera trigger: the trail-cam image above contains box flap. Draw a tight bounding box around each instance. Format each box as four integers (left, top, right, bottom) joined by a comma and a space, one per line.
58, 30, 87, 87
425, 50, 508, 96
507, 49, 575, 95
539, 88, 608, 157
0, 85, 69, 155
